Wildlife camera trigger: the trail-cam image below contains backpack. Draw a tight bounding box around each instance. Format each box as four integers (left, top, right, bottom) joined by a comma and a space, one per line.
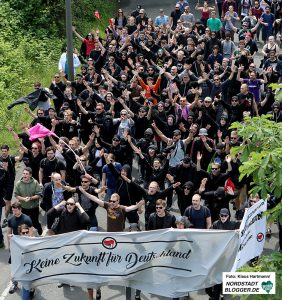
185, 205, 210, 227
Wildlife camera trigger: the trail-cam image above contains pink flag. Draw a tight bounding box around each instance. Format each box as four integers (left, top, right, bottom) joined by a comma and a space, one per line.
94, 10, 101, 21
28, 124, 58, 141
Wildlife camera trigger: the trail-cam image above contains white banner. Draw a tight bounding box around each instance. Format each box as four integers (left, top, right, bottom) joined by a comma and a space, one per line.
11, 229, 239, 298
231, 200, 267, 271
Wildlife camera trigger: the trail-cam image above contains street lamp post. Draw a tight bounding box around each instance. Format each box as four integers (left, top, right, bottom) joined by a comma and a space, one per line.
66, 0, 74, 81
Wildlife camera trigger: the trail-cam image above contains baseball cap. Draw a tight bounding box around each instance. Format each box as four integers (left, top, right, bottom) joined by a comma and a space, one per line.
219, 208, 230, 215
198, 128, 208, 136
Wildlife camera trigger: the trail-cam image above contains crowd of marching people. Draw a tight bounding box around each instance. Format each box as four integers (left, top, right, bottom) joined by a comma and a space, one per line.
1, 0, 282, 299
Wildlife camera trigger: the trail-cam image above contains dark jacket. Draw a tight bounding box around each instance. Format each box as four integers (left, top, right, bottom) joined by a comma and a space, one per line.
41, 181, 72, 212
212, 219, 240, 230
147, 212, 176, 230
47, 206, 90, 234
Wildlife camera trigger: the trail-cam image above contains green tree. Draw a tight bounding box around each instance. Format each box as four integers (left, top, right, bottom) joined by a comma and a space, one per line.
230, 115, 282, 299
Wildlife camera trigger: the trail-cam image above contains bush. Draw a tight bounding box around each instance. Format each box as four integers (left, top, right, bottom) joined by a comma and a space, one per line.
0, 0, 116, 151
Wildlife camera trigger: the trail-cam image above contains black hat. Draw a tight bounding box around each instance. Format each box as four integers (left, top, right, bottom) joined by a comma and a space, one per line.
112, 135, 121, 141
219, 208, 230, 215
183, 155, 191, 164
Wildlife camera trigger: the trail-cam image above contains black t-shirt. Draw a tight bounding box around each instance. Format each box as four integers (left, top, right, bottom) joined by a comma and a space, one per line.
237, 92, 255, 115
184, 205, 211, 229
26, 152, 45, 181
40, 158, 66, 183
155, 215, 165, 230
0, 155, 16, 180
8, 213, 32, 235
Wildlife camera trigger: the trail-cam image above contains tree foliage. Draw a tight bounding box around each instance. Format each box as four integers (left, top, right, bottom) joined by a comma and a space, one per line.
230, 115, 282, 200
230, 115, 282, 299
0, 0, 116, 150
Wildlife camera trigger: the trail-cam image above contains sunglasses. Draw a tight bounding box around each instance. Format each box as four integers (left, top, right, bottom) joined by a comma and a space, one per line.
231, 137, 237, 140
220, 214, 228, 217
211, 168, 218, 170
81, 180, 89, 183
21, 230, 29, 235
184, 187, 190, 190
109, 200, 117, 203
66, 203, 75, 206
156, 206, 163, 209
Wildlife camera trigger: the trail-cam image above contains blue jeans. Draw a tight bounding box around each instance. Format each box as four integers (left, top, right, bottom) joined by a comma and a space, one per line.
22, 287, 30, 300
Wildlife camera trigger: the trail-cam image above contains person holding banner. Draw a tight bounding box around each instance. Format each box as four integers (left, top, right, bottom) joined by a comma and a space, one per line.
205, 208, 240, 300
18, 224, 35, 300
147, 199, 176, 230
7, 202, 33, 294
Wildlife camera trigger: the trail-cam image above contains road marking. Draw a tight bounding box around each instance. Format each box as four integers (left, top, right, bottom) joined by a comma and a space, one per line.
0, 282, 11, 300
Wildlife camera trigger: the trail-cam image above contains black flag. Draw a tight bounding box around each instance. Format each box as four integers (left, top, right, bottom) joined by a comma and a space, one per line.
7, 88, 57, 111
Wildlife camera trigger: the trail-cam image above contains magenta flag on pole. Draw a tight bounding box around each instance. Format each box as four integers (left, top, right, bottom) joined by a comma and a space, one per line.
28, 124, 58, 141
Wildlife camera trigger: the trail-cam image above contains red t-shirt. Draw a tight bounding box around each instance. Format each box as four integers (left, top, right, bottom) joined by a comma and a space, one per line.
83, 39, 96, 56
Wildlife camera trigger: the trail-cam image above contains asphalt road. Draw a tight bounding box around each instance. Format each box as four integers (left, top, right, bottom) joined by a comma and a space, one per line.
0, 1, 276, 300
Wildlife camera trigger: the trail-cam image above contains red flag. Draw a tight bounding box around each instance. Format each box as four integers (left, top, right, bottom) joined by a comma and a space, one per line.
109, 18, 113, 27
94, 10, 101, 21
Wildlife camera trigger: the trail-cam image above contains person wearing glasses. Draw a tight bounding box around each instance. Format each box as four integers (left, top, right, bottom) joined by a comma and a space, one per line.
147, 199, 176, 230
62, 174, 104, 231
206, 208, 240, 300
18, 224, 36, 300
7, 202, 33, 294
46, 197, 90, 235
79, 188, 144, 232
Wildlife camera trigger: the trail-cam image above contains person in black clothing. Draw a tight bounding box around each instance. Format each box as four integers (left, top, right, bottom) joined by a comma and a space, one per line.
95, 127, 128, 165
174, 181, 195, 216
125, 179, 180, 229
21, 141, 45, 182
106, 163, 143, 224
47, 198, 90, 235
196, 152, 232, 192
49, 73, 66, 114
170, 4, 182, 30
63, 174, 103, 231
39, 146, 66, 186
206, 208, 240, 300
41, 173, 72, 212
147, 199, 176, 230
134, 147, 169, 190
